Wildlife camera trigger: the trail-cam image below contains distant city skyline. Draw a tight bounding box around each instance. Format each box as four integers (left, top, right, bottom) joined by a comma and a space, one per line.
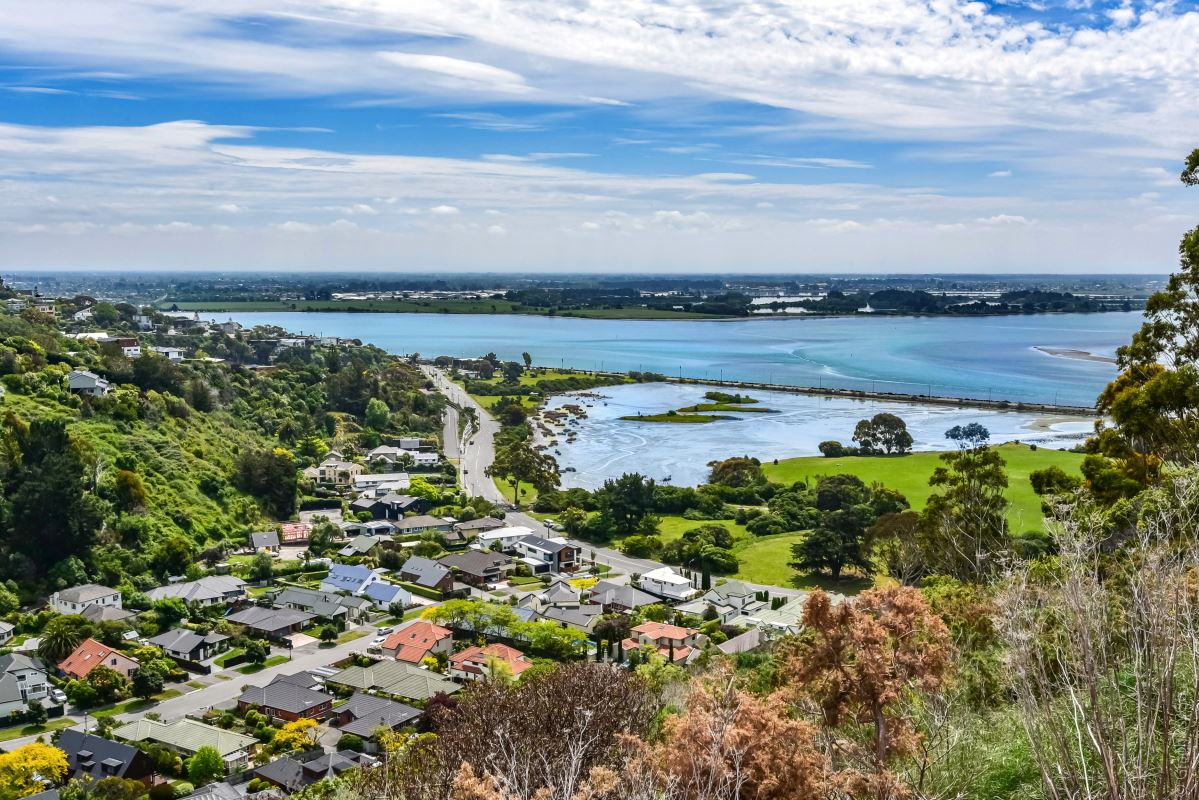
0, 0, 1195, 273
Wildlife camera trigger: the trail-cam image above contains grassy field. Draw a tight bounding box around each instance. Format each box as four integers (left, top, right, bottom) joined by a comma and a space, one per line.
620, 412, 723, 423
653, 516, 821, 589
236, 655, 289, 674
0, 718, 76, 742
763, 443, 1083, 533
163, 300, 733, 319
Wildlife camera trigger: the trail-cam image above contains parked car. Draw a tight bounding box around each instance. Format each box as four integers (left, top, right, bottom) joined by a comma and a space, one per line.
50, 688, 68, 704
376, 627, 394, 636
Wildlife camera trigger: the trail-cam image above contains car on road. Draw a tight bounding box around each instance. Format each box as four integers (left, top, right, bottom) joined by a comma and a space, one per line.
544, 519, 559, 530
372, 636, 387, 646
376, 627, 394, 636
50, 688, 67, 704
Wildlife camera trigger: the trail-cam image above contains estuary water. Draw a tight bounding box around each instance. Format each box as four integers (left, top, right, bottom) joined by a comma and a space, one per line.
221, 310, 1142, 407
540, 382, 1093, 489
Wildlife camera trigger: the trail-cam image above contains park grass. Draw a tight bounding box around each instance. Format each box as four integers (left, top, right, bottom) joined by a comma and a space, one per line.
0, 717, 76, 742
494, 477, 539, 506
235, 655, 288, 674
763, 443, 1083, 534
92, 690, 184, 718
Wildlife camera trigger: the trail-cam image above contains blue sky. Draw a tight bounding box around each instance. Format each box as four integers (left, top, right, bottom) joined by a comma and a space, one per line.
0, 0, 1195, 272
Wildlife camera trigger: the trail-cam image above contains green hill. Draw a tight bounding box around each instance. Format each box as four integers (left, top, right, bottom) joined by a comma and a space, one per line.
763, 443, 1084, 533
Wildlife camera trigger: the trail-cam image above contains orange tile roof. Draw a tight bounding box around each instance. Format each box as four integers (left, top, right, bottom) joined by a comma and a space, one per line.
58, 637, 138, 679
450, 643, 533, 676
383, 621, 452, 664
621, 638, 693, 663
631, 621, 694, 641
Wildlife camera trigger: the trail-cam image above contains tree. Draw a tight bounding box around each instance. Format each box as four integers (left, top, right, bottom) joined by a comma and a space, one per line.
85, 664, 128, 704
594, 473, 657, 535
307, 520, 337, 556
38, 614, 94, 663
852, 413, 913, 455
865, 511, 924, 586
319, 625, 337, 644
558, 506, 587, 537
0, 742, 69, 800
521, 352, 532, 369
130, 666, 164, 700
186, 746, 225, 786
152, 535, 196, 578
1029, 465, 1083, 496
791, 474, 908, 579
486, 439, 560, 505
249, 552, 274, 582
365, 397, 391, 430
706, 456, 764, 488
274, 718, 319, 751
916, 426, 1010, 581
151, 597, 189, 627
24, 700, 46, 727
243, 639, 268, 665
234, 447, 298, 519
785, 588, 951, 792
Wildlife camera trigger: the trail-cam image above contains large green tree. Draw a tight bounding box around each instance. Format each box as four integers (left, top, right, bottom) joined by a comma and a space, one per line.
486, 438, 560, 505
593, 473, 658, 535
791, 474, 908, 579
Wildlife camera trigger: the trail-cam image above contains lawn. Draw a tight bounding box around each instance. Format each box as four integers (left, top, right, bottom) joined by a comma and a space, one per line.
763, 443, 1083, 534
92, 690, 184, 718
236, 655, 289, 674
214, 648, 244, 667
0, 718, 76, 742
336, 629, 369, 645
494, 477, 539, 506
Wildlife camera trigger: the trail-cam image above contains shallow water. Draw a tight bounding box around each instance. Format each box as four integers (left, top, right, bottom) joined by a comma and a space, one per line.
541, 382, 1092, 489
221, 310, 1141, 407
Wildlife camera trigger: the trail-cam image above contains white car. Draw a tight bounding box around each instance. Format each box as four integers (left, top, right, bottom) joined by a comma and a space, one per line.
50, 689, 68, 704
376, 627, 394, 636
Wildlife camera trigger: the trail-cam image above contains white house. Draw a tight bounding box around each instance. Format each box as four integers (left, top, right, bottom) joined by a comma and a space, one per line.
72, 306, 94, 322
352, 472, 411, 494
149, 346, 184, 362
50, 584, 122, 616
366, 446, 438, 468
67, 370, 110, 397
0, 654, 51, 716
319, 563, 389, 596
636, 567, 698, 601
476, 526, 536, 552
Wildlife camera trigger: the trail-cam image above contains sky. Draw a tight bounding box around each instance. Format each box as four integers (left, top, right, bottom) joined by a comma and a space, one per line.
0, 0, 1196, 274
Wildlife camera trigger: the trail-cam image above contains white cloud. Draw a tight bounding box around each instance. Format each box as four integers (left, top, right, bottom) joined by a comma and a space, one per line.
216, 203, 242, 213
975, 214, 1031, 224
487, 224, 507, 235
429, 204, 460, 215
988, 170, 1013, 178
376, 52, 529, 94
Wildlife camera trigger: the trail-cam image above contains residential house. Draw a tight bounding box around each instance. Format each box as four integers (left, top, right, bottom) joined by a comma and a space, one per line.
59, 638, 139, 680
397, 557, 454, 594
149, 346, 184, 362
319, 563, 389, 596
179, 782, 241, 800
362, 581, 411, 611
0, 621, 13, 646
113, 718, 256, 771
350, 493, 430, 521
237, 672, 333, 721
746, 594, 819, 635
108, 337, 141, 358
717, 628, 766, 655
331, 692, 420, 738
366, 446, 438, 468
272, 587, 374, 625
146, 629, 230, 664
326, 660, 459, 702
254, 751, 376, 793
676, 581, 767, 625
621, 622, 707, 664
513, 535, 578, 574
587, 580, 659, 613
225, 606, 315, 641
57, 730, 157, 784
0, 653, 51, 716
476, 525, 536, 552
453, 516, 505, 536
380, 620, 453, 664
449, 643, 533, 682
315, 458, 363, 487
518, 581, 603, 632
393, 514, 454, 535
437, 550, 512, 588
49, 583, 122, 616
66, 370, 110, 397
339, 520, 396, 537
72, 306, 94, 322
146, 576, 247, 607
636, 567, 698, 601
249, 531, 281, 553
352, 472, 411, 494
81, 604, 136, 625
337, 534, 394, 558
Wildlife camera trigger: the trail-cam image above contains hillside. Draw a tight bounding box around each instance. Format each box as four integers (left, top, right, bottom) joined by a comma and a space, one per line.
763, 443, 1083, 533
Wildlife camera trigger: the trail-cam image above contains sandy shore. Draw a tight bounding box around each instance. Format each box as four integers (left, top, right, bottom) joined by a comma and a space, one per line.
1034, 346, 1116, 364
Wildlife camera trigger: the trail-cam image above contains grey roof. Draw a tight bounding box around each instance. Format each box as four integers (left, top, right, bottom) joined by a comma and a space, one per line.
400, 556, 450, 588
226, 605, 314, 633
238, 675, 332, 714
517, 534, 570, 553
0, 621, 13, 635
58, 730, 146, 780
179, 782, 241, 800
254, 757, 306, 792
453, 516, 504, 531
112, 717, 255, 758
363, 582, 409, 606
338, 692, 421, 737
543, 580, 581, 604
273, 587, 360, 618
327, 660, 460, 701
589, 580, 658, 609
0, 652, 48, 675
393, 513, 447, 531
147, 575, 246, 604
55, 584, 119, 604
81, 605, 136, 624
146, 628, 229, 655
322, 563, 380, 592
538, 604, 603, 629
438, 550, 512, 576
251, 531, 280, 549
338, 534, 392, 556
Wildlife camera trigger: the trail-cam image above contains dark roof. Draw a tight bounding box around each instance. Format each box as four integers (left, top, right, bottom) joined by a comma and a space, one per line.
453, 516, 504, 531
400, 556, 451, 588
438, 550, 512, 576
179, 782, 241, 800
338, 692, 421, 737
254, 757, 306, 792
226, 606, 314, 633
238, 675, 332, 714
250, 531, 280, 549
58, 730, 150, 781
147, 628, 228, 654
517, 534, 570, 553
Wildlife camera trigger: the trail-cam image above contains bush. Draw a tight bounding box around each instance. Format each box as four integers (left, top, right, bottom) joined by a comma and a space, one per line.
173, 783, 194, 798
337, 733, 365, 752
818, 440, 849, 458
